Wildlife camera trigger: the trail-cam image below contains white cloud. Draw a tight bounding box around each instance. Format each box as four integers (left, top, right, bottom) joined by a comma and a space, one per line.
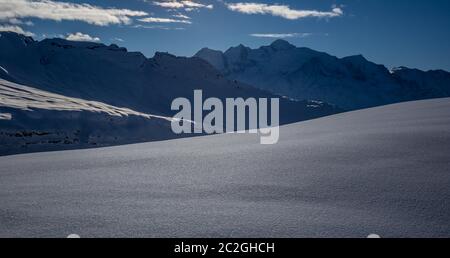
182, 1, 213, 9
133, 24, 171, 30
111, 37, 124, 42
152, 1, 213, 10
226, 2, 343, 20
152, 0, 184, 9
172, 13, 191, 19
6, 18, 34, 26
139, 17, 192, 24
133, 24, 185, 30
0, 25, 34, 36
40, 33, 64, 39
66, 32, 100, 42
250, 33, 312, 38
0, 0, 148, 26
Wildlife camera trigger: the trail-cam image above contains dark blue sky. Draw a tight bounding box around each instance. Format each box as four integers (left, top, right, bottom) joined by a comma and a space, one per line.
1, 0, 450, 71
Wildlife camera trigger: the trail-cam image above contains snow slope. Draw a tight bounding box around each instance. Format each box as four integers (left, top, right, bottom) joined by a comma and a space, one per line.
195, 40, 450, 110
0, 79, 179, 156
0, 79, 173, 119
1, 98, 449, 237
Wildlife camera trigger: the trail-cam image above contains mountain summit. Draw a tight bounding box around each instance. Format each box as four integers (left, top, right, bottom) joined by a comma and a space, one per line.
195, 40, 450, 110
270, 39, 296, 51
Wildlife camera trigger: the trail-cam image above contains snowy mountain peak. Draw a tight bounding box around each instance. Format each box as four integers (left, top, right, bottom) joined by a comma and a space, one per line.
198, 47, 222, 54
195, 48, 226, 70
223, 44, 251, 64
40, 37, 101, 48
153, 51, 178, 60
195, 41, 450, 110
225, 44, 250, 54
342, 54, 368, 63
270, 39, 296, 51
0, 31, 34, 45
196, 47, 224, 58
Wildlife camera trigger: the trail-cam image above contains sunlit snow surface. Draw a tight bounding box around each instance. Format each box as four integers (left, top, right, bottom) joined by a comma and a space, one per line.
0, 65, 8, 74
0, 79, 181, 155
0, 79, 172, 120
0, 98, 449, 237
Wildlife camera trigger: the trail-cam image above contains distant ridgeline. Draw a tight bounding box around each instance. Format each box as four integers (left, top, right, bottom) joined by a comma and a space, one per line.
195, 39, 450, 110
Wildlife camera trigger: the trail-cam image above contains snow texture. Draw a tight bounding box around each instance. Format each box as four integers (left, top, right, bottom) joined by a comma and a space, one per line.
1, 98, 449, 237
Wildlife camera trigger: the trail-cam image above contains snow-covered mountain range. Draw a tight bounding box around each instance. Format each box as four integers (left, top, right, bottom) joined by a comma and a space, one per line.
0, 32, 338, 155
2, 31, 449, 155
195, 39, 450, 110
